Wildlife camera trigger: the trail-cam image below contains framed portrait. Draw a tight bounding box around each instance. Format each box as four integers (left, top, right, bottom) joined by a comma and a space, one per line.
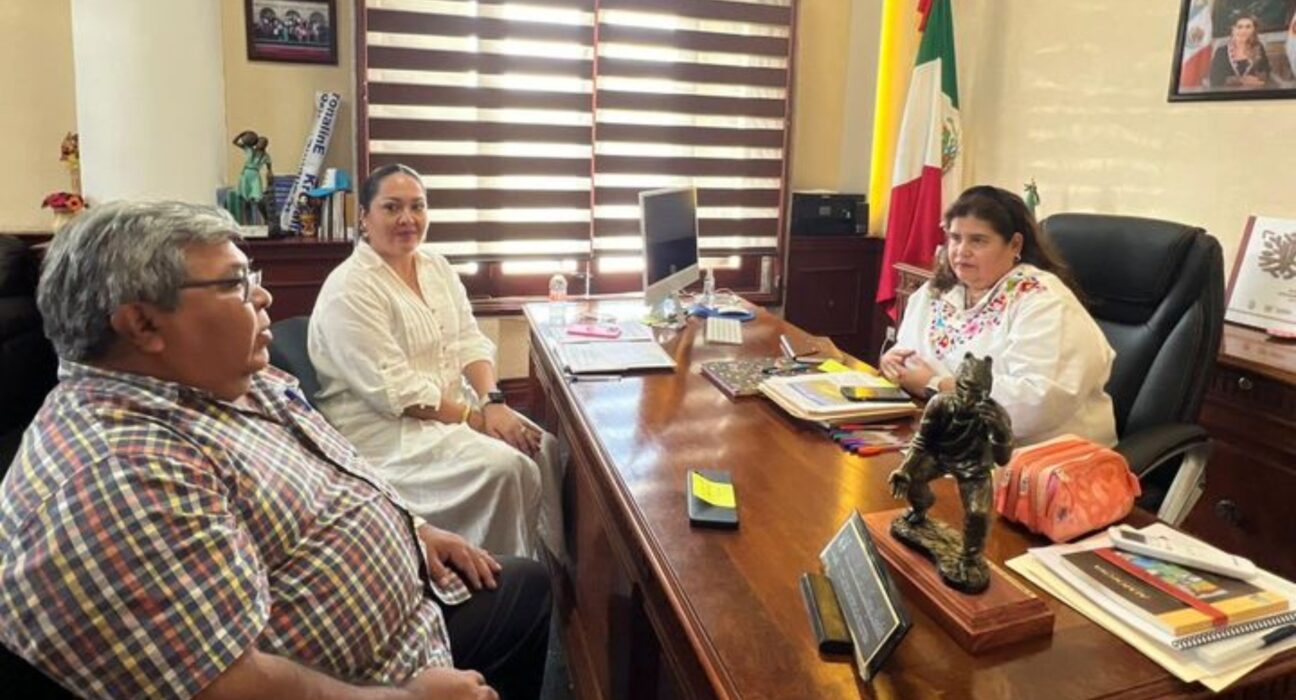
245, 0, 337, 65
1169, 0, 1296, 101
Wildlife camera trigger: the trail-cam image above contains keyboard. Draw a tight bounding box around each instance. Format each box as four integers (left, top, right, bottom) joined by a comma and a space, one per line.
705, 316, 743, 345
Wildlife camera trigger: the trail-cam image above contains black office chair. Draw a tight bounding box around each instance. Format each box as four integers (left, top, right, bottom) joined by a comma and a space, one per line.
1042, 213, 1224, 525
268, 315, 322, 405
0, 643, 80, 698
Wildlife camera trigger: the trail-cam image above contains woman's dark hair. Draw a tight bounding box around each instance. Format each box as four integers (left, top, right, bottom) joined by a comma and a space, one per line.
358, 163, 424, 212
1229, 12, 1264, 60
931, 185, 1082, 298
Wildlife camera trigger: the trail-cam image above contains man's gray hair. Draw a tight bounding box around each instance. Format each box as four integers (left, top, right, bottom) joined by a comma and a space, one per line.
38, 201, 241, 361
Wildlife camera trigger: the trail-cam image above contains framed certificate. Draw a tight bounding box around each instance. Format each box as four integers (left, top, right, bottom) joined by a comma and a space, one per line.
1225, 216, 1296, 334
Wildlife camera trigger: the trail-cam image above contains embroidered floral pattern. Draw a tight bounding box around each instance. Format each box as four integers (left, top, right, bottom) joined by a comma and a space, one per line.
927, 270, 1045, 359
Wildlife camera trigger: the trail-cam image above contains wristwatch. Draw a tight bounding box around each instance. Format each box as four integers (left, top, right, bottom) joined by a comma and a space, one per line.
924, 376, 943, 400
484, 390, 507, 406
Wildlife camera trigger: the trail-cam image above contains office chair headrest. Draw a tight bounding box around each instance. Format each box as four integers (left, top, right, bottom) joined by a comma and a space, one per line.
1042, 213, 1203, 325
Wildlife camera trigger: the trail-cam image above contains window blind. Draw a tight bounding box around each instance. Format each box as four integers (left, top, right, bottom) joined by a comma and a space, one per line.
362, 0, 597, 260
591, 0, 791, 261
359, 0, 794, 278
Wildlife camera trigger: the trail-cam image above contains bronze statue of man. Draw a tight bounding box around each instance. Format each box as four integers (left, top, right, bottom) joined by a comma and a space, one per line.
888, 353, 1013, 594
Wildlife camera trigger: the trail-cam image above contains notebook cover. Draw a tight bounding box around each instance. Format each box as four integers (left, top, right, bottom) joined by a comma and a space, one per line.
1062, 549, 1288, 637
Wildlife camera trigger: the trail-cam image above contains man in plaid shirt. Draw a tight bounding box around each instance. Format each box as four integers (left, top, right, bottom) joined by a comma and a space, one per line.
0, 202, 550, 700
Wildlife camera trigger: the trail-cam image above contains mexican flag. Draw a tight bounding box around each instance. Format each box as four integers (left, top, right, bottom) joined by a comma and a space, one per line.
1179, 0, 1213, 90
876, 0, 961, 319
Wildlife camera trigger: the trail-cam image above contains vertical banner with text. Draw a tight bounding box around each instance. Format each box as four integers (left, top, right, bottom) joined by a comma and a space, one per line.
280, 91, 341, 233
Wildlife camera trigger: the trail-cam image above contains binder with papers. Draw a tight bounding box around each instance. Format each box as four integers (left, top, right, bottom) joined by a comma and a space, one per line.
556, 339, 675, 374
758, 371, 919, 423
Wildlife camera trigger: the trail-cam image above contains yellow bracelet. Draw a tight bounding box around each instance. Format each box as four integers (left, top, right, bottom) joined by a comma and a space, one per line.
461, 404, 472, 425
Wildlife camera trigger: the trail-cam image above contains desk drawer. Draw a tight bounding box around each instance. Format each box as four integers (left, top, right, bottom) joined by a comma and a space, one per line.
1182, 441, 1296, 581
1202, 366, 1296, 458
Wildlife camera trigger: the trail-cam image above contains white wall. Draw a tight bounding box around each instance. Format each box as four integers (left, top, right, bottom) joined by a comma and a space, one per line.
71, 0, 227, 203
956, 0, 1296, 269
0, 1, 77, 232
219, 0, 355, 187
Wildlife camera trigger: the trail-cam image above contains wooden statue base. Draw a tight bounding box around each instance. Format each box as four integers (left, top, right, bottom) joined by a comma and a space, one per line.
863, 509, 1054, 653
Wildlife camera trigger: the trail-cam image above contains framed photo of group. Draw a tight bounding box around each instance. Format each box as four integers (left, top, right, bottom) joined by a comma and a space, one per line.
244, 0, 338, 65
1169, 0, 1296, 101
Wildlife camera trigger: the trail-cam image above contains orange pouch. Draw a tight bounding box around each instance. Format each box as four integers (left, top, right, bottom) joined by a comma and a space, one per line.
994, 435, 1141, 543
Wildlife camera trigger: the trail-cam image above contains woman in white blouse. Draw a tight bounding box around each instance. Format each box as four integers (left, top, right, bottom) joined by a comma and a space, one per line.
880, 185, 1117, 446
309, 164, 563, 559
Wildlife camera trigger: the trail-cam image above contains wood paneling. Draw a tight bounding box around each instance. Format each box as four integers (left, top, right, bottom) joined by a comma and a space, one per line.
239, 239, 352, 320
784, 236, 887, 364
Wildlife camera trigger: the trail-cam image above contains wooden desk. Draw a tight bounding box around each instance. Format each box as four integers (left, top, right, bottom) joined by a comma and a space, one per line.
525, 302, 1296, 700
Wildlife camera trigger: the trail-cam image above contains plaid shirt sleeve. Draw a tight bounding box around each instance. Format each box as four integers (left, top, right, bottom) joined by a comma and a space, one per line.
2, 443, 271, 699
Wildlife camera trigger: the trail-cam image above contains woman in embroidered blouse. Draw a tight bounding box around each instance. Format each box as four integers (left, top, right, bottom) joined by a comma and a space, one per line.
880, 186, 1117, 446
309, 163, 564, 560
1210, 12, 1271, 89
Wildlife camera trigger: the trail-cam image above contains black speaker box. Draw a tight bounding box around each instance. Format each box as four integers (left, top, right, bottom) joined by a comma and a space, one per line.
790, 192, 868, 237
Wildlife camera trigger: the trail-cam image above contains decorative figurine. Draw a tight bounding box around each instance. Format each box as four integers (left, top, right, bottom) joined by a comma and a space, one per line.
1023, 179, 1041, 218
296, 193, 321, 238
60, 131, 81, 193
41, 131, 86, 232
888, 353, 1014, 594
232, 129, 280, 235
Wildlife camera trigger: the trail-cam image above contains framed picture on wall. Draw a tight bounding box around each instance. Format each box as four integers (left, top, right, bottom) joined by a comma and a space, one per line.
1169, 0, 1296, 101
245, 0, 338, 65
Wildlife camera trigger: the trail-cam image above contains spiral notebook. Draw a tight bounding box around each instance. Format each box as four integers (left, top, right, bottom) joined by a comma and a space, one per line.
1174, 610, 1296, 650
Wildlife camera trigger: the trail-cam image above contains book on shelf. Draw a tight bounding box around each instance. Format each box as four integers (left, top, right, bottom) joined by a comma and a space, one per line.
758, 371, 918, 423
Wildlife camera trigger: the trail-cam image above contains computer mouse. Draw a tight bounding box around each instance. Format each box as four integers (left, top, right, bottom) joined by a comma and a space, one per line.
715, 305, 748, 316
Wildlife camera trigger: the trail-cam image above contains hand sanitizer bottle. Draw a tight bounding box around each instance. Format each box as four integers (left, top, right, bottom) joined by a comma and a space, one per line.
548, 273, 568, 328
701, 267, 716, 309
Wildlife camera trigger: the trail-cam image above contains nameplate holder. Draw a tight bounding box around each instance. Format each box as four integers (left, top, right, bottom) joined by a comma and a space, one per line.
816, 511, 911, 682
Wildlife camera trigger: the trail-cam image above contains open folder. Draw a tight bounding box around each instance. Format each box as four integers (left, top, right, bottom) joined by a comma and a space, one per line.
557, 339, 676, 374
758, 371, 919, 423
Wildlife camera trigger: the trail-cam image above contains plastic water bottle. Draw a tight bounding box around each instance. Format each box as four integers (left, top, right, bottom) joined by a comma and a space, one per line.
701, 267, 716, 309
548, 273, 568, 328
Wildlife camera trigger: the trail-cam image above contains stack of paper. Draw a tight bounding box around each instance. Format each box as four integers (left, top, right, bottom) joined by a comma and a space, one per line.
758, 371, 918, 423
1008, 524, 1296, 692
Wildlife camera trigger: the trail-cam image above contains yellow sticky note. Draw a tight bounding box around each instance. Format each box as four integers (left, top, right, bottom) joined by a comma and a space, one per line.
817, 359, 851, 373
691, 471, 736, 509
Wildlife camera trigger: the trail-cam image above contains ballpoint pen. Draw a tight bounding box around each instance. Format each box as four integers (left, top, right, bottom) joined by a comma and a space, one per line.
853, 444, 906, 457
567, 374, 622, 383
832, 429, 901, 440
833, 423, 905, 431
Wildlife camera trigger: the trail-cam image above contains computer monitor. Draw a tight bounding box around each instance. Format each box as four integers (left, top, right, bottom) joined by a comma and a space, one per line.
640, 187, 700, 317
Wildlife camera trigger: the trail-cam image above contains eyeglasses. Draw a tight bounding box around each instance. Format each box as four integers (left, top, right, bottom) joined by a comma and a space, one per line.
179, 269, 263, 303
